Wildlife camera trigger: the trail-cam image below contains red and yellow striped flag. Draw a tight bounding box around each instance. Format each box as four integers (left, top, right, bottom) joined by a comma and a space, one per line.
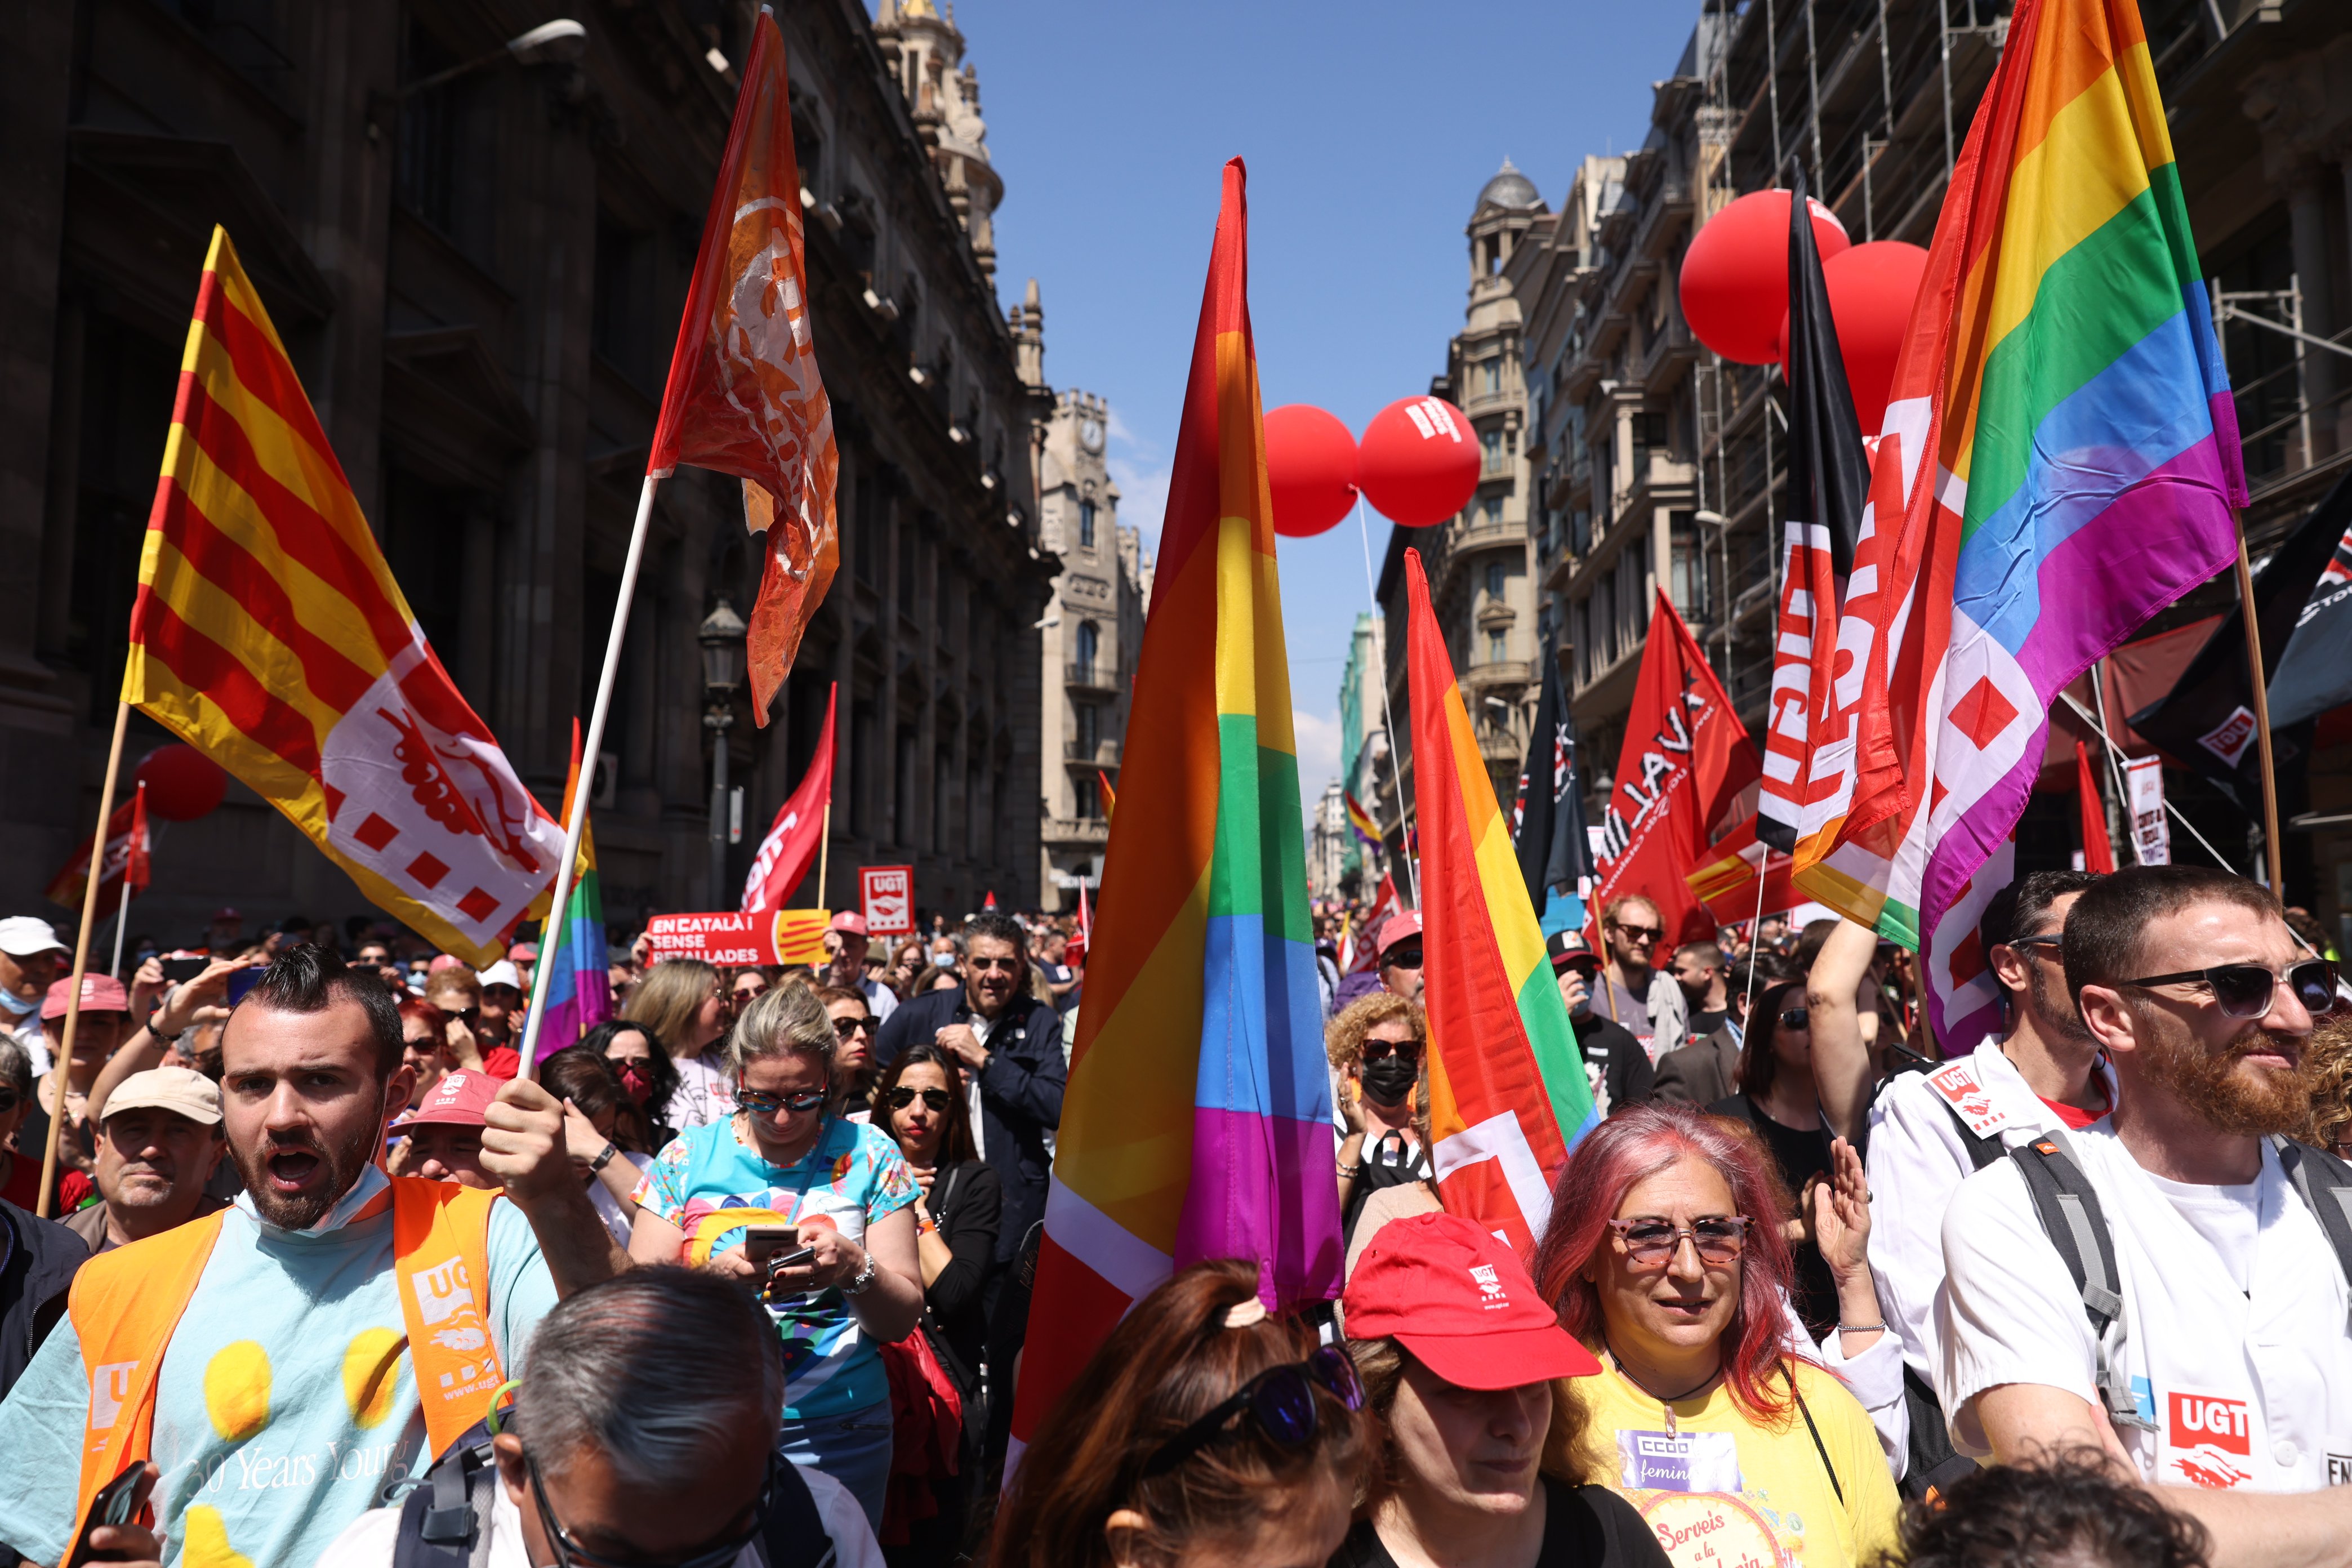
123, 228, 567, 964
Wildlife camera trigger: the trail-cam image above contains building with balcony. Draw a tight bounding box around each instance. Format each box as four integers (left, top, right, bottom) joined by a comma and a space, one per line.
1036, 387, 1152, 911
0, 0, 1058, 944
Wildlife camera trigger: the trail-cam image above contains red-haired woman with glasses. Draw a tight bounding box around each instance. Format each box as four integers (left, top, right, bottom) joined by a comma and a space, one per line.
1531, 1103, 1900, 1568
992, 1259, 1366, 1568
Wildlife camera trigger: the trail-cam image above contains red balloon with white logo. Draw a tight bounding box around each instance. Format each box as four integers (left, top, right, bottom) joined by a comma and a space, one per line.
1678, 189, 1851, 366
1262, 403, 1358, 538
136, 743, 229, 821
1355, 395, 1481, 528
1774, 240, 1931, 438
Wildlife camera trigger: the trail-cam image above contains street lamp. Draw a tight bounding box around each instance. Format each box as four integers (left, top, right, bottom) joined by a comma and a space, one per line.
699, 596, 747, 906
399, 19, 588, 97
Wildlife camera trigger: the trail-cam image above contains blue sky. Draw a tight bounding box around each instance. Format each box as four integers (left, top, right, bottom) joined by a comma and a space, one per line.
973, 0, 1703, 821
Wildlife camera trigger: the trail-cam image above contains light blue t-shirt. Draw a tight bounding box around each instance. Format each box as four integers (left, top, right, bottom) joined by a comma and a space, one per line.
634, 1114, 916, 1420
0, 1169, 558, 1568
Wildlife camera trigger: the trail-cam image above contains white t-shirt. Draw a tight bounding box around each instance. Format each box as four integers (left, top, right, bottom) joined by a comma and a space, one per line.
1937, 1121, 2352, 1491
589, 1152, 655, 1248
1866, 1037, 2117, 1382
312, 1456, 883, 1568
667, 1052, 730, 1131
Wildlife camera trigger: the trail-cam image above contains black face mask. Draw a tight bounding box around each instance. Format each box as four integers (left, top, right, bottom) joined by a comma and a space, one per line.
1359, 1053, 1417, 1107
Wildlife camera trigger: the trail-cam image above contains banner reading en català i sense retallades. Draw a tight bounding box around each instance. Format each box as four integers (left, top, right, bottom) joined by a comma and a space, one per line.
645, 910, 830, 966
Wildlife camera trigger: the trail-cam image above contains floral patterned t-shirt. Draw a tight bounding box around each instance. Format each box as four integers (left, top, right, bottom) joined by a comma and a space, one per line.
634, 1113, 917, 1420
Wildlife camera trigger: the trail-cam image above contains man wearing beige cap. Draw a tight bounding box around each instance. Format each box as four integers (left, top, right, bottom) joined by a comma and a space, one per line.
63, 1066, 227, 1256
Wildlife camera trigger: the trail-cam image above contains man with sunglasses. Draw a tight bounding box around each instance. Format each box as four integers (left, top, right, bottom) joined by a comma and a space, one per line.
1596, 896, 1690, 1063
1940, 866, 2352, 1545
874, 912, 1064, 1267
1375, 914, 1424, 1004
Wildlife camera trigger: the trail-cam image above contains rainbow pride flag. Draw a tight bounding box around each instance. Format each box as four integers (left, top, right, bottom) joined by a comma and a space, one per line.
1011, 161, 1337, 1456
1344, 789, 1381, 849
1791, 0, 2242, 1046
532, 720, 613, 1063
1404, 550, 1593, 1255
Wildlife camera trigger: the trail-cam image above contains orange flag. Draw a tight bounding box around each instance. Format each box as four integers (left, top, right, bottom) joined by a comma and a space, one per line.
648, 5, 838, 725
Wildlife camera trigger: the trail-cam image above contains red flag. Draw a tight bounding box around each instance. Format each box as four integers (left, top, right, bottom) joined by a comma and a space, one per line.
740, 683, 836, 911
1072, 880, 1092, 966
2075, 740, 2116, 874
1346, 872, 1400, 973
1590, 592, 1761, 945
43, 785, 152, 923
1686, 812, 1806, 925
648, 7, 838, 727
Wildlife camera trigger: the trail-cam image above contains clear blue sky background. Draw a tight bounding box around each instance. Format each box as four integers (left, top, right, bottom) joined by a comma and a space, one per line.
973, 0, 1703, 824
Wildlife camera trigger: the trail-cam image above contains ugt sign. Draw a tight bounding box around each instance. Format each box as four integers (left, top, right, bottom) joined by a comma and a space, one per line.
861, 866, 914, 936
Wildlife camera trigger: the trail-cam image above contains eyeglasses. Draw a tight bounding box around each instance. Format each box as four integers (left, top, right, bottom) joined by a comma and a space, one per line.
1606, 1215, 1754, 1268
0, 1090, 17, 1116
832, 1015, 875, 1037
1141, 1344, 1365, 1477
2010, 934, 2064, 954
1358, 1036, 1422, 1064
886, 1086, 953, 1112
2120, 960, 2338, 1019
1613, 923, 1664, 943
967, 955, 1021, 974
527, 1448, 768, 1568
1777, 1007, 1810, 1031
1382, 946, 1423, 970
733, 1088, 827, 1116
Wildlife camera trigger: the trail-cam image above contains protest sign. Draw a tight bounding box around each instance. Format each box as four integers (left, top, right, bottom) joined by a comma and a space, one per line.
645, 908, 830, 966
860, 866, 914, 936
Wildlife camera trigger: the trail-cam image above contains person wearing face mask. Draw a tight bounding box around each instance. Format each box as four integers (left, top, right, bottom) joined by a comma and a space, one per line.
1330, 995, 1434, 1255
1549, 931, 1652, 1116
580, 1019, 679, 1152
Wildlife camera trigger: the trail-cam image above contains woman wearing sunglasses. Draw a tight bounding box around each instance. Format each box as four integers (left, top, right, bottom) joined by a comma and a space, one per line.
992, 1259, 1366, 1568
627, 982, 924, 1529
1531, 1104, 1899, 1568
1334, 1211, 1669, 1568
1330, 995, 1435, 1253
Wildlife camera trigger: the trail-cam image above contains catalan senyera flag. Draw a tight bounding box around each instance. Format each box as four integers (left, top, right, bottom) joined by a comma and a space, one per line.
1344, 789, 1382, 849
1404, 549, 1593, 1257
649, 4, 838, 727
532, 720, 614, 1064
1791, 0, 2243, 1034
1012, 161, 1338, 1462
124, 229, 567, 965
1686, 814, 1803, 926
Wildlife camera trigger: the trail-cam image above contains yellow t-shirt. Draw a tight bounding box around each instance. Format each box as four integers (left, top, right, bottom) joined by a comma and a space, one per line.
1580, 1358, 1900, 1568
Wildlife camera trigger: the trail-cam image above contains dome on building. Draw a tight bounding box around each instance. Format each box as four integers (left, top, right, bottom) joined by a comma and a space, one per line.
1476, 157, 1540, 212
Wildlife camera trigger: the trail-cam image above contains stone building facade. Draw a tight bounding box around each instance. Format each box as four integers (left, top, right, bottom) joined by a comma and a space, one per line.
1035, 385, 1152, 912
0, 0, 1055, 947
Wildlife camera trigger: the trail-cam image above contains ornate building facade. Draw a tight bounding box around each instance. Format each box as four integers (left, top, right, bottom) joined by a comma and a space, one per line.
0, 0, 1057, 943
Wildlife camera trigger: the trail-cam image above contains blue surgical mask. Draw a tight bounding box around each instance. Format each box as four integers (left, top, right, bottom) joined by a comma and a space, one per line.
0, 988, 35, 1019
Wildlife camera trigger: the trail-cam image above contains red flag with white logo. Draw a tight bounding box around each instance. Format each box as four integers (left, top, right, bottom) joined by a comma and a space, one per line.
43, 783, 152, 922
740, 683, 835, 912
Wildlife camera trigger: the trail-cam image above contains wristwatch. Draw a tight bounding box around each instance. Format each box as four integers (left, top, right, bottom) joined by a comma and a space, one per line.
842, 1251, 879, 1297
588, 1142, 620, 1174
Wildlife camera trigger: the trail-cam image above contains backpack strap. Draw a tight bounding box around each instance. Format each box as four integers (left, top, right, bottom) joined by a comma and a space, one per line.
1783, 1367, 1844, 1509
759, 1458, 836, 1568
2008, 1135, 2149, 1431
1939, 1100, 2005, 1171
2273, 1138, 2352, 1332
392, 1417, 499, 1568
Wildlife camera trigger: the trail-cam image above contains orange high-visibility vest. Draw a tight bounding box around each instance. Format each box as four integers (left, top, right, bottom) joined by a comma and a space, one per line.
62, 1179, 503, 1566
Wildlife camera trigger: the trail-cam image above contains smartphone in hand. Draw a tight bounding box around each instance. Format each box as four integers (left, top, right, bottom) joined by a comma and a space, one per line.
67, 1460, 155, 1567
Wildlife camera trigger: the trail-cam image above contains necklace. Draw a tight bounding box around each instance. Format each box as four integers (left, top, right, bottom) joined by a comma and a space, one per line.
1605, 1338, 1720, 1435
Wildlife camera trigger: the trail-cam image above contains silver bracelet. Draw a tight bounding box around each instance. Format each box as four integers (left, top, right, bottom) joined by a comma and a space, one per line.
842, 1251, 879, 1297
1837, 1321, 1886, 1333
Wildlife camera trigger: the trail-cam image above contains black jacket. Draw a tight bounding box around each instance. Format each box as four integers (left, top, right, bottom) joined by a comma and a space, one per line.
876, 987, 1063, 1263
1573, 1013, 1654, 1110
0, 1199, 84, 1402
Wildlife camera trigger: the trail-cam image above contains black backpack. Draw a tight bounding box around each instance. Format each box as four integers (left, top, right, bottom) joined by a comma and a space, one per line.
392, 1416, 836, 1568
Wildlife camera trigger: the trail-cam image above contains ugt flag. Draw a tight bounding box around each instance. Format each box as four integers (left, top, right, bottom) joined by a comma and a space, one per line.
44, 784, 151, 924
741, 683, 836, 912
123, 229, 565, 965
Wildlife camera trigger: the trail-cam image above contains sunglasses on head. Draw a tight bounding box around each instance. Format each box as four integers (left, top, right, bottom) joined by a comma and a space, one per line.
1142, 1343, 1365, 1477
1359, 1036, 1421, 1064
2121, 959, 2338, 1020
734, 1088, 827, 1117
886, 1086, 953, 1113
1607, 1214, 1753, 1268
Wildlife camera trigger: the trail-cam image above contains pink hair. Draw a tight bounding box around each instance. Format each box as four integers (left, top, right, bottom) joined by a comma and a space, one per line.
1530, 1101, 1808, 1420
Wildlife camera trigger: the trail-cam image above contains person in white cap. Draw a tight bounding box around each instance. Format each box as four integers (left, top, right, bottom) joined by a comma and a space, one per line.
471, 959, 525, 1079
0, 917, 69, 1064
63, 1067, 228, 1257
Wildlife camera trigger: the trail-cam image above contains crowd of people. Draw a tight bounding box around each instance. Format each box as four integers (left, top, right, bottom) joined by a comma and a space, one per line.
1, 862, 2349, 1567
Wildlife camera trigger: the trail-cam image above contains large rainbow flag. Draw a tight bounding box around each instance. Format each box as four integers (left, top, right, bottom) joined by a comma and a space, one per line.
531, 720, 613, 1064
1404, 550, 1593, 1255
1011, 160, 1338, 1458
1791, 0, 2242, 1046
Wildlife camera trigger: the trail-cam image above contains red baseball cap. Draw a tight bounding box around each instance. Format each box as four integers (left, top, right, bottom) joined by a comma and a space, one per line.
43, 974, 129, 1020
829, 911, 870, 936
1377, 912, 1423, 959
398, 1070, 498, 1129
1343, 1212, 1600, 1388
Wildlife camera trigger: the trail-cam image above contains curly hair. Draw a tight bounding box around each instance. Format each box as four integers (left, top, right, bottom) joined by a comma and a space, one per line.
1879, 1444, 2210, 1568
1529, 1101, 1807, 1421
1325, 992, 1426, 1071
1345, 1337, 1593, 1509
2298, 1011, 2352, 1153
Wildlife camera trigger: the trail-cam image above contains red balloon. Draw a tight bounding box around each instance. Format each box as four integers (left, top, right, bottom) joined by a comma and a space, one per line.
1355, 396, 1480, 528
1678, 189, 1851, 366
1775, 240, 1931, 437
136, 743, 228, 822
1263, 404, 1358, 538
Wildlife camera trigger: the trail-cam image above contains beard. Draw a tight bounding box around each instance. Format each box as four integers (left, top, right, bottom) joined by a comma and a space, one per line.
2025, 960, 2093, 1044
230, 1114, 382, 1231
2137, 1020, 2315, 1137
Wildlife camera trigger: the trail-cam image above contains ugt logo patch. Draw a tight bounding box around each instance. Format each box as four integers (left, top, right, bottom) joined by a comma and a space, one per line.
2166, 1389, 2253, 1489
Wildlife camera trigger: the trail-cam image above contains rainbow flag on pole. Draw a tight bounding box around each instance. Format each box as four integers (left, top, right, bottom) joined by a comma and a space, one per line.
1012, 160, 1338, 1458
1404, 549, 1593, 1255
531, 720, 613, 1063
1792, 0, 2243, 1046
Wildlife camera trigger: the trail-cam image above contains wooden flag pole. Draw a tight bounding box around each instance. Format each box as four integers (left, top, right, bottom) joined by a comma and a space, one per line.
519, 475, 661, 1078
2233, 522, 2283, 892
38, 699, 131, 1218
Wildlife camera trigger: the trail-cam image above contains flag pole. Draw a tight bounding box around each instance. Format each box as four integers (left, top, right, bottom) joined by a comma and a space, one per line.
1354, 495, 1417, 908
109, 877, 132, 982
38, 699, 131, 1218
520, 474, 661, 1079
2233, 521, 2284, 891
816, 801, 832, 910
